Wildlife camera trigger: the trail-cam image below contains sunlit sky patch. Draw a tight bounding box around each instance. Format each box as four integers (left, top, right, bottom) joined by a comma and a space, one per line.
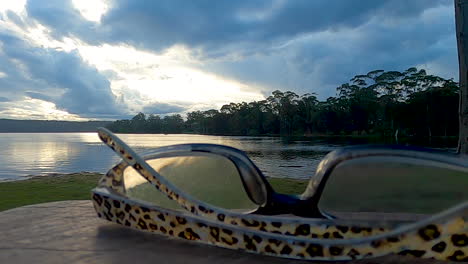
72, 0, 109, 22
0, 98, 86, 121
0, 0, 459, 120
0, 0, 26, 14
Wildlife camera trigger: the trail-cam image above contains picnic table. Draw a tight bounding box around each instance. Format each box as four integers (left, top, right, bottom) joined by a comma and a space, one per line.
0, 201, 454, 264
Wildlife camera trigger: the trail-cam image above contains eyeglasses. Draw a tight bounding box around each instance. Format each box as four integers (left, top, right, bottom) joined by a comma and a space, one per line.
92, 128, 468, 262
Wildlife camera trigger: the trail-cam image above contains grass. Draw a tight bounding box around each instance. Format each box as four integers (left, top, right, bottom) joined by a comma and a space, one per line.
268, 177, 308, 195
0, 172, 308, 212
0, 173, 101, 212
0, 168, 466, 215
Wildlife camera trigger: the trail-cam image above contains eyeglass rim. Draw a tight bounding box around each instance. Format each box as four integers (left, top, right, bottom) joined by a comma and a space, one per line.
91, 186, 468, 261
301, 144, 468, 203
118, 143, 272, 207
94, 128, 468, 261
107, 138, 468, 218
97, 127, 468, 226
91, 185, 468, 246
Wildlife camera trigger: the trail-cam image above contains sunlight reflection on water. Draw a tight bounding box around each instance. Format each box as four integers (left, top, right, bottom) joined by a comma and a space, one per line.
0, 132, 341, 181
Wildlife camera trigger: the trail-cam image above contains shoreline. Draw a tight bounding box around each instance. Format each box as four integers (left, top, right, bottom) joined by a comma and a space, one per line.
3, 172, 464, 214
0, 172, 103, 211
0, 172, 308, 212
0, 172, 309, 183
0, 171, 105, 183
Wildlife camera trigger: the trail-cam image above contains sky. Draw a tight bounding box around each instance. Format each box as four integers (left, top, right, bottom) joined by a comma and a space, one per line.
0, 0, 458, 120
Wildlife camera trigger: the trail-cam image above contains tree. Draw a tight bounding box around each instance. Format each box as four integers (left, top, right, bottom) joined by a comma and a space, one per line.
186, 111, 205, 133
267, 90, 299, 135
147, 114, 162, 133
162, 114, 184, 133
297, 94, 319, 135
131, 112, 147, 132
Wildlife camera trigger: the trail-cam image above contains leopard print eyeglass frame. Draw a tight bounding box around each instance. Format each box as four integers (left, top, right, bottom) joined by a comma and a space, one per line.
92, 127, 468, 262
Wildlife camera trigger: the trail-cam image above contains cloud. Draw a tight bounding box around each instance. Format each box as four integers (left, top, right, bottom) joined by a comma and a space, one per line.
25, 0, 95, 41
5, 10, 27, 28
142, 102, 187, 115
194, 3, 458, 98
0, 31, 125, 118
25, 0, 455, 98
0, 96, 10, 102
26, 0, 450, 54
0, 0, 457, 121
24, 91, 53, 101
293, 4, 457, 96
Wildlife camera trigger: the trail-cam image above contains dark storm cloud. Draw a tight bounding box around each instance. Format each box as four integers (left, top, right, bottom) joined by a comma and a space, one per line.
196, 2, 457, 97
0, 97, 10, 102
21, 0, 458, 101
142, 103, 187, 115
5, 10, 27, 29
26, 0, 450, 55
0, 32, 125, 118
25, 0, 95, 41
24, 92, 53, 102
285, 4, 457, 96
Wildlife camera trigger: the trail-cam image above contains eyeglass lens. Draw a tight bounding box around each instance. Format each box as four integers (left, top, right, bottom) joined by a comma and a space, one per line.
123, 154, 259, 212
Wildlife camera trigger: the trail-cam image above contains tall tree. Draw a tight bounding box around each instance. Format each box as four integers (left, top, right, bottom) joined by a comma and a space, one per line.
455, 0, 468, 154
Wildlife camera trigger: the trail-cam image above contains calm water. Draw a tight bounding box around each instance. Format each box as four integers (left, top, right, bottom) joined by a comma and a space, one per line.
0, 133, 346, 181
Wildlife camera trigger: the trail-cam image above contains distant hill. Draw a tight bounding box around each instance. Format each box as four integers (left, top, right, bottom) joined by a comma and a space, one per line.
0, 119, 112, 132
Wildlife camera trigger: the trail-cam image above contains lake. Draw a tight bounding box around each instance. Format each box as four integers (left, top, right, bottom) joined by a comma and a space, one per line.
0, 133, 347, 181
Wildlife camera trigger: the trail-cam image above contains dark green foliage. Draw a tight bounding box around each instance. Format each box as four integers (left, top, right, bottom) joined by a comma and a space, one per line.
107, 68, 459, 140
0, 119, 111, 132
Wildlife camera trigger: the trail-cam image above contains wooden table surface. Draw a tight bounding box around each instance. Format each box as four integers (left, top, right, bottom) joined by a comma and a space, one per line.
0, 201, 458, 264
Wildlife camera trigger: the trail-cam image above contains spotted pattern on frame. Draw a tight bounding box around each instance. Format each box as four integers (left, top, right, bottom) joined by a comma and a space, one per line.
95, 128, 468, 261
92, 192, 467, 261
97, 130, 391, 238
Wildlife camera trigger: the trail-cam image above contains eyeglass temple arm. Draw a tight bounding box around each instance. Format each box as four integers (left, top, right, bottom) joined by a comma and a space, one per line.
96, 128, 194, 211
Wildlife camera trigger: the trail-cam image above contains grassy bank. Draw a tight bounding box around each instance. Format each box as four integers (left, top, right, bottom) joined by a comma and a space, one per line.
1, 172, 465, 214
268, 177, 308, 194
0, 173, 308, 212
0, 173, 102, 212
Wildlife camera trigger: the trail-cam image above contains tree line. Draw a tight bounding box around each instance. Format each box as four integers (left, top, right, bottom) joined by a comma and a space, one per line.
106, 67, 459, 139
0, 119, 111, 133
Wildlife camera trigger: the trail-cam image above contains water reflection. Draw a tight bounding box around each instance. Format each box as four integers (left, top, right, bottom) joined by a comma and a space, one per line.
0, 132, 343, 181
117, 134, 335, 179
0, 133, 119, 180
